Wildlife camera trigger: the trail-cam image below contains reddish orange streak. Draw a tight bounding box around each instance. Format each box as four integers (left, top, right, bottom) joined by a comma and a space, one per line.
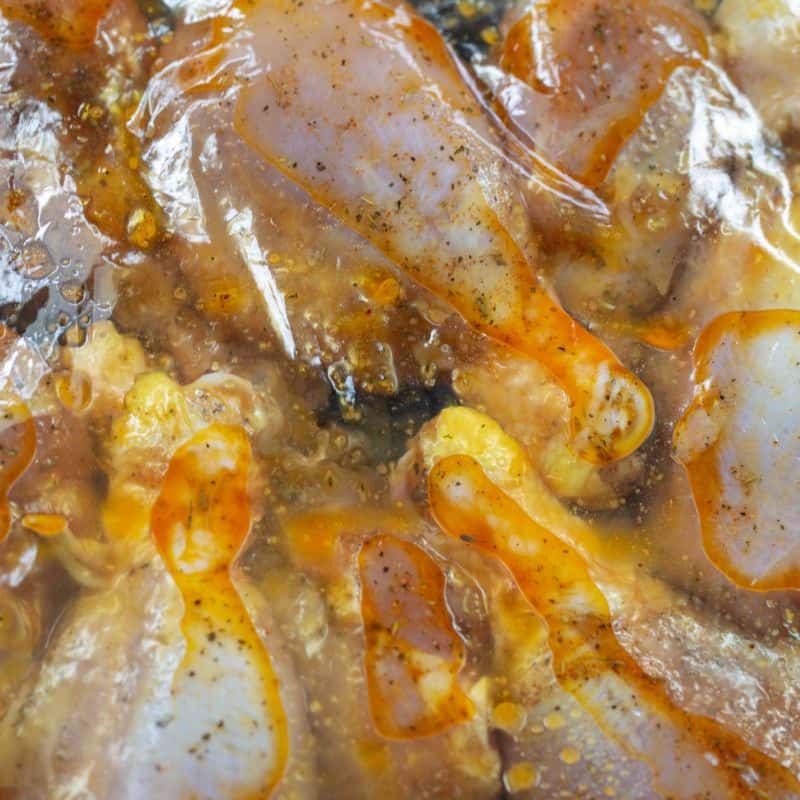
0, 0, 112, 47
285, 507, 415, 578
151, 423, 288, 798
500, 0, 708, 187
676, 310, 800, 591
359, 534, 474, 739
428, 454, 800, 796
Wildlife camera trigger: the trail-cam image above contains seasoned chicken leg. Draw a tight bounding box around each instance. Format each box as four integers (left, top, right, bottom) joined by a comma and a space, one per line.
133, 4, 646, 507
428, 453, 800, 798
396, 406, 800, 786
229, 0, 653, 463
1, 338, 313, 799
255, 505, 501, 798
491, 0, 708, 189
485, 0, 800, 346
358, 534, 475, 739
714, 0, 800, 143
674, 310, 800, 591
150, 423, 288, 798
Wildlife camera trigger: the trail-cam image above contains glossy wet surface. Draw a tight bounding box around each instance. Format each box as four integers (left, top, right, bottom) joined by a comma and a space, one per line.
0, 0, 799, 798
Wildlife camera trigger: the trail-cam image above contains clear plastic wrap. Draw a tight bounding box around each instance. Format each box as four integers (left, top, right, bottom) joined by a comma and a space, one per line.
1, 0, 800, 797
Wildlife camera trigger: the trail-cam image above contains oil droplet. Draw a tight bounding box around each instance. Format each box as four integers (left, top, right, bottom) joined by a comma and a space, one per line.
544, 710, 566, 730
127, 207, 159, 250
55, 373, 91, 412
456, 0, 477, 19
372, 277, 403, 306
560, 746, 581, 765
480, 25, 499, 46
356, 739, 390, 774
604, 787, 617, 797
503, 762, 539, 793
492, 701, 526, 734
22, 513, 67, 537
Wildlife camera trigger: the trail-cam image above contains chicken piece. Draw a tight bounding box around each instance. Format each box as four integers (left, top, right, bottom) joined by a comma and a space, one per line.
493, 0, 708, 188
359, 534, 474, 738
386, 477, 659, 799
0, 325, 119, 723
555, 61, 800, 342
63, 319, 149, 417
221, 0, 652, 464
1, 360, 314, 799
427, 453, 800, 797
134, 74, 450, 392
403, 405, 800, 781
611, 577, 800, 777
588, 305, 800, 637
102, 370, 277, 549
674, 310, 800, 590
0, 323, 146, 599
714, 0, 800, 141
485, 0, 800, 347
453, 349, 645, 508
475, 0, 711, 331
0, 560, 183, 798
261, 506, 501, 798
709, 0, 800, 303
0, 553, 313, 799
101, 367, 310, 797
404, 405, 609, 562
150, 423, 287, 797
135, 1, 512, 406
133, 13, 641, 505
